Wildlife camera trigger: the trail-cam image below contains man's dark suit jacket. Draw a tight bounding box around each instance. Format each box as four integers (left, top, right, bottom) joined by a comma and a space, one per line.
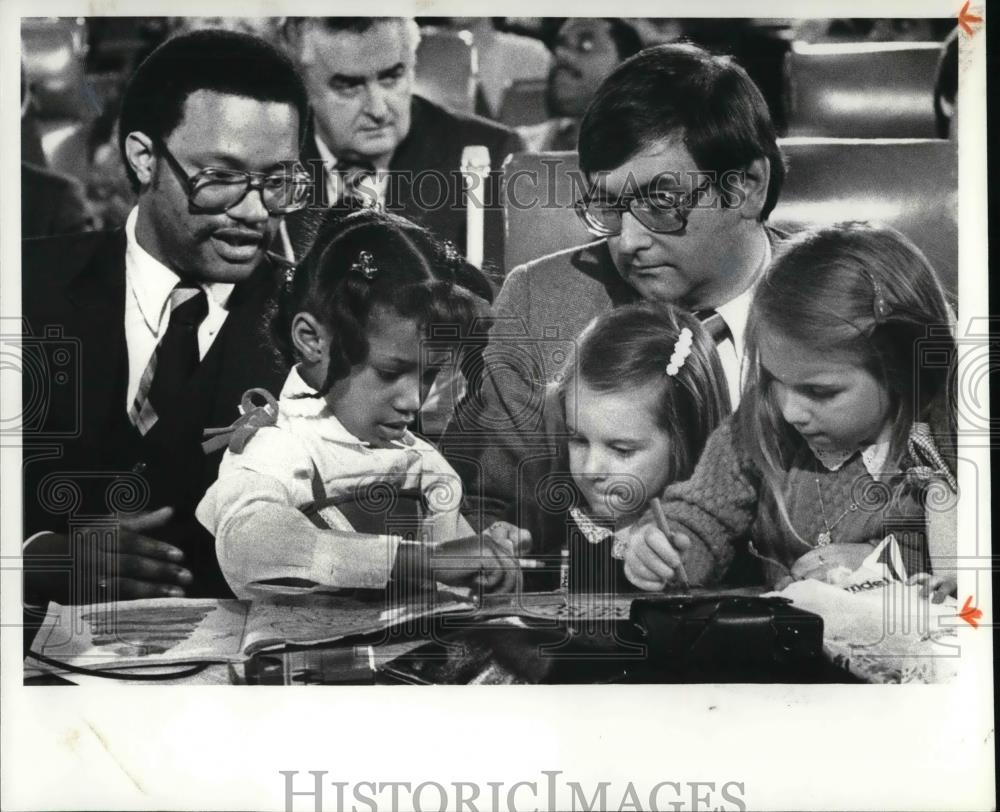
22, 161, 94, 239
21, 229, 287, 599
287, 95, 524, 283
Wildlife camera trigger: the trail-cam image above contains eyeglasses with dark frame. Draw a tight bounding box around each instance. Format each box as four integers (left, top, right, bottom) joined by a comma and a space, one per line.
153, 137, 312, 216
574, 178, 713, 238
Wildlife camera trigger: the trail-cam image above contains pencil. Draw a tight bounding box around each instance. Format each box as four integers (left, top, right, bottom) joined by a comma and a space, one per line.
649, 499, 690, 590
516, 558, 548, 569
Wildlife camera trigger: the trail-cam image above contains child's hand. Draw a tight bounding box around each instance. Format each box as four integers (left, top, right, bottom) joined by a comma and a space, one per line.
483, 521, 533, 557
429, 535, 523, 594
622, 523, 692, 592
791, 543, 872, 582
907, 572, 958, 604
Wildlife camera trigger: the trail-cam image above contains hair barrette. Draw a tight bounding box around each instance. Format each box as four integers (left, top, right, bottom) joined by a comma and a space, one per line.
867, 272, 892, 323
351, 250, 378, 280
442, 240, 461, 265
441, 240, 461, 282
665, 327, 694, 377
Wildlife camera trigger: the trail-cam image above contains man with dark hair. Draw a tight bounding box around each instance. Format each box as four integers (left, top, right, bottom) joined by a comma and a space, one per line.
521, 18, 643, 152
22, 30, 310, 610
444, 43, 786, 546
282, 17, 524, 278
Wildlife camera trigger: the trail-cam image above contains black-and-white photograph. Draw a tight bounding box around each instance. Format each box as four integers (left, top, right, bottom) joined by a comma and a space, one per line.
2, 3, 993, 811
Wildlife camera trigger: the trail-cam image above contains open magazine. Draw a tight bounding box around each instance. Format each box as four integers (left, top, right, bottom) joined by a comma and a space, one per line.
27, 591, 475, 670
26, 589, 686, 673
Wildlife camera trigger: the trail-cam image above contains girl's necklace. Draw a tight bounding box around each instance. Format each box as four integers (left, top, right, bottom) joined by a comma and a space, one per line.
815, 477, 858, 547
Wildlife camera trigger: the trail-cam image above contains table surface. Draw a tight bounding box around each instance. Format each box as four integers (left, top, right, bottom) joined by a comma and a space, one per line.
25, 590, 862, 685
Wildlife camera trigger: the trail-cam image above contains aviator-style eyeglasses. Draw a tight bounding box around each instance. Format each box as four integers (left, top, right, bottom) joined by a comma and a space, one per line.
575, 177, 712, 237
154, 137, 312, 216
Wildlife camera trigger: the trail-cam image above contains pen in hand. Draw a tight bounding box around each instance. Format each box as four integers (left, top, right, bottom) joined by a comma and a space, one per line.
650, 499, 690, 591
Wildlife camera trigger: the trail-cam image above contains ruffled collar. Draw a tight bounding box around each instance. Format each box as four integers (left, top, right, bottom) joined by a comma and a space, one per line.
569, 507, 614, 544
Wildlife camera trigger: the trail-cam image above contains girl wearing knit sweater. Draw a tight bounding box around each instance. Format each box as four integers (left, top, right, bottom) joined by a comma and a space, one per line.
622, 223, 958, 600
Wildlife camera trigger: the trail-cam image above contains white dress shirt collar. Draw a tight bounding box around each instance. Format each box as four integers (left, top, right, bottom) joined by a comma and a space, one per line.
314, 134, 387, 208
715, 285, 753, 358
714, 228, 772, 357
313, 133, 339, 173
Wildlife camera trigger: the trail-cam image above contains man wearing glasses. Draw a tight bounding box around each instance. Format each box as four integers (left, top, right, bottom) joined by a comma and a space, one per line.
21, 30, 311, 611
445, 43, 786, 546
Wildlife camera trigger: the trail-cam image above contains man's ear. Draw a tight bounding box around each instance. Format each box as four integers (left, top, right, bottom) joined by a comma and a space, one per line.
735, 156, 771, 221
290, 311, 329, 362
124, 131, 157, 188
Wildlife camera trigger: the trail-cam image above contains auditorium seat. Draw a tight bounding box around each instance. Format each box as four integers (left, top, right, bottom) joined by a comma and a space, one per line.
415, 28, 477, 115
502, 150, 584, 271
502, 139, 957, 295
771, 137, 957, 295
785, 41, 942, 138
499, 79, 549, 127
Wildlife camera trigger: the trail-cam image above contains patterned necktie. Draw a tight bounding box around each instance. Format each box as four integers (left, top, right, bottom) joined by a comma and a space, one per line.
129, 284, 208, 435
338, 160, 379, 209
695, 309, 734, 347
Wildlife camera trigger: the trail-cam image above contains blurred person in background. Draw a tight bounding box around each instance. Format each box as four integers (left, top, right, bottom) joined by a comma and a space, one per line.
21, 63, 95, 238
21, 162, 95, 239
20, 60, 47, 167
84, 107, 136, 230
519, 18, 643, 152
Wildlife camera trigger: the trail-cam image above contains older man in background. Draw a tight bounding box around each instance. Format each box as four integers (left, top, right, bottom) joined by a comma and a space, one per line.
283, 17, 523, 279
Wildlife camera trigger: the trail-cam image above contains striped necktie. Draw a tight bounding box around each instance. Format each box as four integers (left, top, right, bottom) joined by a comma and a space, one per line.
695, 309, 733, 347
129, 284, 208, 436
338, 160, 379, 209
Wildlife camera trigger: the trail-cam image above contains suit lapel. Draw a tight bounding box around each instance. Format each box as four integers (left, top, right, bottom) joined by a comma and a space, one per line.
389, 96, 440, 174
203, 260, 287, 429
63, 232, 285, 443
572, 240, 639, 307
